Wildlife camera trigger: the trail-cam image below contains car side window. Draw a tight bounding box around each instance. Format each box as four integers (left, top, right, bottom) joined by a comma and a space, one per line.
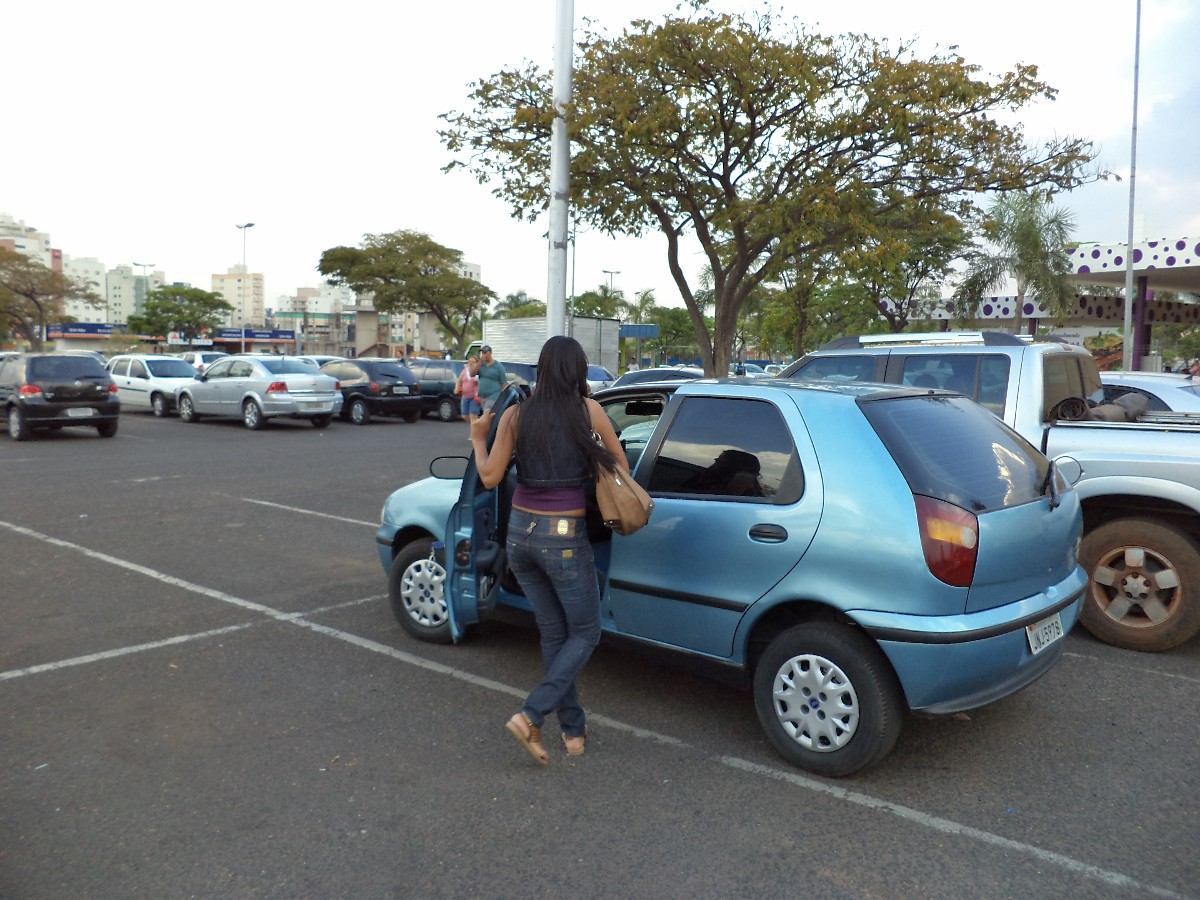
790, 355, 878, 382
897, 354, 1010, 414
1043, 355, 1086, 420
111, 359, 130, 377
343, 364, 366, 383
205, 360, 233, 379
129, 360, 148, 378
230, 361, 255, 378
0, 358, 14, 383
646, 397, 804, 503
1104, 385, 1169, 412
602, 394, 668, 471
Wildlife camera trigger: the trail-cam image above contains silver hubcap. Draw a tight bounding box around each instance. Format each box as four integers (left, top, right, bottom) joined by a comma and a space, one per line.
181, 398, 191, 419
352, 402, 366, 423
1091, 545, 1180, 627
401, 557, 448, 627
772, 653, 860, 752
153, 396, 164, 415
245, 403, 258, 427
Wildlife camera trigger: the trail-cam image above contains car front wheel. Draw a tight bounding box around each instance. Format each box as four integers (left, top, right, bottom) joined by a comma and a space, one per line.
151, 393, 168, 417
243, 399, 266, 430
1079, 517, 1200, 651
178, 395, 198, 422
753, 623, 903, 777
389, 537, 452, 643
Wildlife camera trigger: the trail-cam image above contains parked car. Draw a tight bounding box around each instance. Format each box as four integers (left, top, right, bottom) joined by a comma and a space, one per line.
176, 355, 342, 429
377, 378, 1084, 776
296, 355, 345, 370
404, 358, 466, 421
782, 330, 1200, 651
1099, 371, 1200, 413
0, 352, 120, 440
764, 364, 784, 376
179, 350, 229, 374
500, 361, 537, 397
611, 366, 705, 387
320, 358, 422, 424
586, 364, 615, 394
106, 354, 200, 417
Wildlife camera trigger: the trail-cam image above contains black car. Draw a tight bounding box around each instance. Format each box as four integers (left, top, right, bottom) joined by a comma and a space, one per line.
0, 352, 121, 440
405, 358, 466, 421
320, 358, 422, 425
610, 366, 705, 387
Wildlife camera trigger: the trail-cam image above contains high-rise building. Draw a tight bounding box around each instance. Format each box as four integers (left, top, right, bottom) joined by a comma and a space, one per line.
62, 256, 108, 322
0, 213, 55, 268
107, 265, 165, 325
212, 264, 265, 328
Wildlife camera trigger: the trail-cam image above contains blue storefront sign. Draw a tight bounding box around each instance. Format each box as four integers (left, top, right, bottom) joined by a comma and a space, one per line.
47, 323, 114, 338
214, 328, 296, 341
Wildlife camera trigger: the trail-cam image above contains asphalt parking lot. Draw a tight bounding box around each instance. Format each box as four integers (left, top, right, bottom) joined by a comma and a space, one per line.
1, 409, 1197, 899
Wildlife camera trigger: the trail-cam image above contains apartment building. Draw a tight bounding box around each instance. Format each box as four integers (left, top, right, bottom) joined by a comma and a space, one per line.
212, 264, 265, 328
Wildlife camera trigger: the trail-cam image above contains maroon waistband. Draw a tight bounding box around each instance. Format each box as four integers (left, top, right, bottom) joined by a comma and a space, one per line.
512, 482, 586, 512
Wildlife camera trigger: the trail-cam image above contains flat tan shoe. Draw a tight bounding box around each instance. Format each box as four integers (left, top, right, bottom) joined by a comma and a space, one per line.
562, 731, 586, 757
505, 713, 549, 766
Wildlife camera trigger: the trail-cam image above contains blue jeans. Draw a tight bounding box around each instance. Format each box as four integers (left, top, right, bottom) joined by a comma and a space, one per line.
505, 509, 600, 738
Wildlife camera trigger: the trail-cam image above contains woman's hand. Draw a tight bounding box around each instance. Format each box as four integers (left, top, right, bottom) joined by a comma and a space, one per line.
470, 409, 494, 443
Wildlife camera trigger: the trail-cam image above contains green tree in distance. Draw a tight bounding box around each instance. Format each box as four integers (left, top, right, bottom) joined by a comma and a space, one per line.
493, 289, 542, 318
0, 247, 101, 349
319, 230, 495, 356
441, 5, 1101, 375
953, 192, 1077, 334
126, 286, 233, 346
572, 283, 623, 319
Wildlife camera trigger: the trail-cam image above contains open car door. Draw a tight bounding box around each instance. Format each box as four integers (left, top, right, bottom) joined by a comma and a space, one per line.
442, 384, 523, 640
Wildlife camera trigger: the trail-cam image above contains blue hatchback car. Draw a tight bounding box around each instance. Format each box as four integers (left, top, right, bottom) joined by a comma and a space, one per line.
376, 379, 1085, 776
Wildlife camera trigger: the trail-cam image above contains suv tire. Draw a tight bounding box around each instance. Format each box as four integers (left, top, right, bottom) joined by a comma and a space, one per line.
8, 406, 30, 441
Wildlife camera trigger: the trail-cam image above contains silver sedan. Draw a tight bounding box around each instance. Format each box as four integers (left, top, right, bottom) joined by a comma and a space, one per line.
1099, 371, 1200, 413
176, 355, 343, 429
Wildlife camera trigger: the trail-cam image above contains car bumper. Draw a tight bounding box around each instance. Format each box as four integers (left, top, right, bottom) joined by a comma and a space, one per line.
848, 565, 1087, 713
367, 396, 423, 415
21, 401, 121, 425
262, 395, 342, 417
376, 525, 397, 572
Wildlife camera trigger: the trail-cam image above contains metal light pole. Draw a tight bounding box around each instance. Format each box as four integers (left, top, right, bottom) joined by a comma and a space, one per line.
545, 0, 574, 341
132, 261, 155, 324
603, 269, 620, 295
1121, 0, 1142, 372
236, 222, 255, 352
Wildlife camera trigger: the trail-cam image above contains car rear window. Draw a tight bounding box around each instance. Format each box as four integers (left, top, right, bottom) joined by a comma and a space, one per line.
146, 359, 197, 378
258, 358, 317, 375
860, 395, 1050, 512
29, 356, 107, 380
371, 364, 411, 379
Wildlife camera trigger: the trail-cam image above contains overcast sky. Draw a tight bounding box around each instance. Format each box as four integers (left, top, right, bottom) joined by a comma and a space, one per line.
5, 0, 1197, 311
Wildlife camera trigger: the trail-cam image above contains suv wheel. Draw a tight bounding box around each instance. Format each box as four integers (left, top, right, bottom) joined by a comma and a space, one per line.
7, 406, 30, 441
753, 623, 902, 777
389, 537, 452, 643
437, 396, 457, 422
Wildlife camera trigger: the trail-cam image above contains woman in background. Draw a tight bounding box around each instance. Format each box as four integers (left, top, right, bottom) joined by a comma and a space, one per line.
455, 355, 480, 425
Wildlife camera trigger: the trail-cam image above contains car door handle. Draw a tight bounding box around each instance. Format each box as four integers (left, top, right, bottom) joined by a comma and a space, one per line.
749, 524, 788, 543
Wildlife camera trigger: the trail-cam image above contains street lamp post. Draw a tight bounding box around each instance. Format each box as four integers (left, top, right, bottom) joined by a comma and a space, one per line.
236, 223, 255, 352
602, 269, 620, 295
131, 261, 156, 328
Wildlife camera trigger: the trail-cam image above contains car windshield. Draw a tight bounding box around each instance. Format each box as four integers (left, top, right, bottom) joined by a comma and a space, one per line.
860, 395, 1051, 512
257, 358, 318, 375
29, 356, 107, 380
587, 365, 613, 380
146, 359, 198, 378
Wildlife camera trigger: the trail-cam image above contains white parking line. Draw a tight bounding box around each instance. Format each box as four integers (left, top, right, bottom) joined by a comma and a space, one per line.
240, 497, 376, 528
1064, 650, 1200, 685
0, 518, 1187, 899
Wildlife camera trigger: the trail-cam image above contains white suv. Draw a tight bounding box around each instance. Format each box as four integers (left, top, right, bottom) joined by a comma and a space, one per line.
107, 354, 202, 417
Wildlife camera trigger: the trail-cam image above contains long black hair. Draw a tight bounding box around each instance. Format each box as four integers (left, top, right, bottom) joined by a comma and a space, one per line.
516, 335, 616, 476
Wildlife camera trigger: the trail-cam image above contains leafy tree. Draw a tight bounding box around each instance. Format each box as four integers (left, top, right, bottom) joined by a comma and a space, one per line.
572, 283, 623, 319
126, 286, 233, 346
493, 289, 540, 318
644, 306, 697, 364
626, 289, 657, 323
0, 248, 101, 349
319, 230, 495, 356
505, 300, 547, 318
953, 192, 1077, 334
441, 6, 1100, 375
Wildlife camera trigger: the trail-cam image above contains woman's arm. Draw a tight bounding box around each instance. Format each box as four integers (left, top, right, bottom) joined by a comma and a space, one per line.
469, 406, 517, 489
586, 398, 629, 473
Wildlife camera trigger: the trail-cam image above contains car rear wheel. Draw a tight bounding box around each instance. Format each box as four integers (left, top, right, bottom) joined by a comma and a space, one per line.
437, 396, 457, 422
243, 399, 266, 430
389, 537, 452, 643
311, 414, 332, 429
753, 623, 903, 777
178, 395, 199, 422
151, 393, 168, 417
350, 398, 371, 425
7, 406, 30, 441
402, 410, 420, 423
96, 419, 118, 438
1079, 517, 1200, 651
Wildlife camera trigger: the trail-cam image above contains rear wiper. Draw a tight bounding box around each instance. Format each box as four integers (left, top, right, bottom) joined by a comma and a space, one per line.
1042, 459, 1061, 510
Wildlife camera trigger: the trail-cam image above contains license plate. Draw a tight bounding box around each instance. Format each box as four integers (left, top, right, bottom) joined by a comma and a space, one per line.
66, 407, 95, 418
391, 386, 408, 395
303, 401, 327, 410
1025, 612, 1064, 655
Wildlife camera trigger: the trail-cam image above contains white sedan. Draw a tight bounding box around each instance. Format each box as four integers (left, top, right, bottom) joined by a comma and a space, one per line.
1099, 371, 1200, 413
107, 354, 201, 417
176, 355, 343, 429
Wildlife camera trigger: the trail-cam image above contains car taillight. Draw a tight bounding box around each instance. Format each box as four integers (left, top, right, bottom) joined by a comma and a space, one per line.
369, 381, 380, 394
914, 495, 978, 588
412, 383, 421, 394
108, 382, 119, 394
333, 380, 340, 391
19, 384, 43, 398
266, 381, 288, 395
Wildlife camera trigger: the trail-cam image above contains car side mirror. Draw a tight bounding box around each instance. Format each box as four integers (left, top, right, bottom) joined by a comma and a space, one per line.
429, 456, 469, 479
195, 373, 207, 382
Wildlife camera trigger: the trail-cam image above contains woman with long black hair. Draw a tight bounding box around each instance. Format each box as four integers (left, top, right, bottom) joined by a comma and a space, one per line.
470, 335, 626, 765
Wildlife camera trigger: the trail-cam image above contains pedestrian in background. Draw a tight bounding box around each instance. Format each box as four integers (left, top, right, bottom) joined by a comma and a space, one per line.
455, 355, 481, 425
469, 335, 626, 765
475, 345, 507, 412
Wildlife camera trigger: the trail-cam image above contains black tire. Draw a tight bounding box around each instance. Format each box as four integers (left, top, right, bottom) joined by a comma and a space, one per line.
753, 623, 903, 777
389, 537, 452, 644
437, 396, 457, 422
1078, 517, 1200, 651
96, 419, 119, 438
311, 414, 332, 429
402, 410, 420, 424
243, 399, 267, 430
151, 393, 168, 418
349, 398, 371, 426
8, 406, 30, 442
178, 394, 199, 422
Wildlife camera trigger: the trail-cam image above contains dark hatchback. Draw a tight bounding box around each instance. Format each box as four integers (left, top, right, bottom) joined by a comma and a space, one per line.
321, 358, 422, 425
404, 358, 466, 422
0, 352, 121, 440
